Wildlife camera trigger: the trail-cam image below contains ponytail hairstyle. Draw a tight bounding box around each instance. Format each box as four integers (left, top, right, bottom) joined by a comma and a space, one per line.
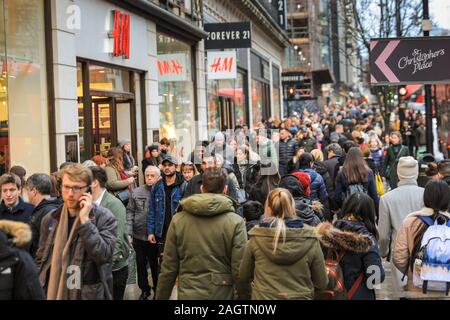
264, 188, 296, 254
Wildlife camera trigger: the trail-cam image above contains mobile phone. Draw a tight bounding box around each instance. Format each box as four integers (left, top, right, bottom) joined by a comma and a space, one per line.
86, 186, 92, 194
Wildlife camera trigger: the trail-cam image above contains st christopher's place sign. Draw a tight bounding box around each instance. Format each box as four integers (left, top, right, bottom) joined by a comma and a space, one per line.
370, 36, 450, 85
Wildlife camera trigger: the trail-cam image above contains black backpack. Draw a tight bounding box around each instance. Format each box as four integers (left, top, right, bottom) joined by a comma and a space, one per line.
342, 183, 367, 203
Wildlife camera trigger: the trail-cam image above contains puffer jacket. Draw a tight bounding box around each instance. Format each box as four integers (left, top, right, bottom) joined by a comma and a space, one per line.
146, 174, 184, 239
298, 168, 328, 205
37, 204, 117, 300
238, 219, 328, 300
279, 175, 322, 226
278, 138, 298, 169
370, 148, 384, 170
393, 208, 450, 300
0, 220, 45, 300
126, 185, 151, 241
316, 220, 385, 300
156, 193, 247, 300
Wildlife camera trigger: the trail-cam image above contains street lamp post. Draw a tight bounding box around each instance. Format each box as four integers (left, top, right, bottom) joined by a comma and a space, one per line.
423, 0, 434, 154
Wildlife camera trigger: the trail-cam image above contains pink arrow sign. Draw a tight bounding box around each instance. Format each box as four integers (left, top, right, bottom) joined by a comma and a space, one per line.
375, 40, 400, 83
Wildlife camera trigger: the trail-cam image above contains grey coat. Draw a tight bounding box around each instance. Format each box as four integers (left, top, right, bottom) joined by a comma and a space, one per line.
126, 185, 151, 241
37, 204, 117, 300
378, 179, 424, 258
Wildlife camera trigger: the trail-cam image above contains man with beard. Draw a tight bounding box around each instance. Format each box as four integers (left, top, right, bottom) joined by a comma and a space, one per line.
147, 155, 185, 267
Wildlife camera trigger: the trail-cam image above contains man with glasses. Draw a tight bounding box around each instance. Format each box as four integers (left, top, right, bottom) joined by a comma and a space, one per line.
147, 155, 184, 273
37, 164, 117, 300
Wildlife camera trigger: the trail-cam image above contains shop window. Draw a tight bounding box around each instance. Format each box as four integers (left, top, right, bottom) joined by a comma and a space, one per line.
157, 33, 195, 160
0, 0, 49, 175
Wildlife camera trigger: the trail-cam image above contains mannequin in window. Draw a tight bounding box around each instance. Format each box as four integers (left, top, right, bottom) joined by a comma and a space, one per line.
161, 112, 176, 140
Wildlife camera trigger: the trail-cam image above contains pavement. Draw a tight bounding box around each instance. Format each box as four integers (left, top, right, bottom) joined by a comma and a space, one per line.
124, 258, 396, 300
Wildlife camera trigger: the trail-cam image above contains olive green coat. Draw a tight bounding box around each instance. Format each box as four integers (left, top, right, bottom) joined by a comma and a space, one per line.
238, 226, 328, 300
155, 193, 247, 300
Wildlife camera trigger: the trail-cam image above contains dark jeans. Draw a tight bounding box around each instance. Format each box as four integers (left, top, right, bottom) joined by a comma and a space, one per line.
112, 265, 129, 300
132, 238, 159, 293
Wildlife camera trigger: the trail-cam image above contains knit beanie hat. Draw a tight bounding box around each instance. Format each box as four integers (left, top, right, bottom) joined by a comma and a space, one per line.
397, 156, 418, 181
291, 172, 311, 197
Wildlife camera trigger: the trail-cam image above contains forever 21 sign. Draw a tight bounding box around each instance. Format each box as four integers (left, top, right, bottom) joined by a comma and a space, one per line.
204, 22, 252, 50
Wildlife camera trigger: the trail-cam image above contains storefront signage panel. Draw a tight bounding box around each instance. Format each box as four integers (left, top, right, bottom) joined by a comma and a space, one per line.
109, 10, 130, 59
370, 36, 450, 85
157, 53, 188, 82
207, 51, 237, 80
204, 22, 251, 50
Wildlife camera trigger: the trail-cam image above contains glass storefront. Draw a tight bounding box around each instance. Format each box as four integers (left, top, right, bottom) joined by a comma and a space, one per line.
251, 52, 271, 128
157, 33, 195, 160
0, 0, 49, 175
77, 61, 139, 162
272, 65, 281, 120
207, 71, 247, 136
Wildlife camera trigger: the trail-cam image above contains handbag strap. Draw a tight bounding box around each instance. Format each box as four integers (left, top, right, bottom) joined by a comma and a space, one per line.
348, 273, 364, 300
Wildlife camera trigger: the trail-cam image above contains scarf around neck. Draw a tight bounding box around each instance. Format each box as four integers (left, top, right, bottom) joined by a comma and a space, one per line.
46, 205, 80, 300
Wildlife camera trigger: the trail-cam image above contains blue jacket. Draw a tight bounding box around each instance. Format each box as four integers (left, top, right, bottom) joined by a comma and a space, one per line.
0, 198, 34, 223
146, 175, 184, 239
299, 168, 328, 205
370, 148, 384, 171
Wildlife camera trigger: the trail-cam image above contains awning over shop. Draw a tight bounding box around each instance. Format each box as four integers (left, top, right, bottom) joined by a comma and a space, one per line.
312, 68, 334, 85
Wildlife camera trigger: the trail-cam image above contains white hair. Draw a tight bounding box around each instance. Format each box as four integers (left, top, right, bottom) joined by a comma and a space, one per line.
145, 165, 161, 177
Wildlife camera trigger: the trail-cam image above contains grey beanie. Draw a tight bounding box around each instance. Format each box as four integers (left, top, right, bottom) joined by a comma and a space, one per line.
397, 156, 418, 181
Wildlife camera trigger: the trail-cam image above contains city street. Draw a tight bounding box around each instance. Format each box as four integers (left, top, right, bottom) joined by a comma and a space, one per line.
0, 0, 450, 306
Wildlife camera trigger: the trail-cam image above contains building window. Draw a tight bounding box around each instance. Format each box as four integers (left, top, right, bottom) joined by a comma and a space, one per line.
157, 33, 195, 160
272, 65, 281, 120
207, 70, 247, 136
251, 52, 270, 128
0, 0, 49, 175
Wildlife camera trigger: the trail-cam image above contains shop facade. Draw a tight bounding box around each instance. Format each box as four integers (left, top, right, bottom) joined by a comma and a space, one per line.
203, 0, 289, 139
50, 0, 205, 172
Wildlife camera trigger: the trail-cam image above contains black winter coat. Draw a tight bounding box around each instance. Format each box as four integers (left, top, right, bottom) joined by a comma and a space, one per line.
0, 221, 45, 300
0, 198, 34, 224
279, 175, 322, 226
333, 220, 385, 300
278, 138, 298, 165
29, 198, 62, 258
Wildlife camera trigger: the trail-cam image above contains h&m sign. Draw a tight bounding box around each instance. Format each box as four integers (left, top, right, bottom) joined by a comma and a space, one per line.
204, 22, 251, 50
108, 10, 130, 59
157, 53, 188, 82
207, 51, 237, 80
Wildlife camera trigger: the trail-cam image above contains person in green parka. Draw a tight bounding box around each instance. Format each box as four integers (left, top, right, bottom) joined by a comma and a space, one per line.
382, 131, 410, 190
155, 168, 247, 300
238, 188, 328, 300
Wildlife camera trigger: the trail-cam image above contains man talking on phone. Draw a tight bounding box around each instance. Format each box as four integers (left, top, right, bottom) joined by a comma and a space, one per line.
36, 164, 117, 300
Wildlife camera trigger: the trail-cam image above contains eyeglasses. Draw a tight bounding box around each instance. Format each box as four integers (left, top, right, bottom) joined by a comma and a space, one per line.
61, 184, 88, 193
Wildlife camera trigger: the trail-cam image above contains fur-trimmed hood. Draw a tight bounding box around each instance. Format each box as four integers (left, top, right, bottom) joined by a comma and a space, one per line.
314, 222, 373, 254
0, 220, 32, 247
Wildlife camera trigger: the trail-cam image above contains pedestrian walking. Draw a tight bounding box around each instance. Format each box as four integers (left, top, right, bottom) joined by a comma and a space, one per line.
316, 192, 385, 300
25, 174, 62, 258
0, 173, 34, 224
127, 166, 161, 300
91, 166, 131, 300
105, 147, 135, 207
36, 164, 117, 300
238, 188, 328, 300
156, 168, 247, 300
382, 131, 409, 190
0, 220, 45, 300
378, 156, 424, 298
393, 180, 450, 299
